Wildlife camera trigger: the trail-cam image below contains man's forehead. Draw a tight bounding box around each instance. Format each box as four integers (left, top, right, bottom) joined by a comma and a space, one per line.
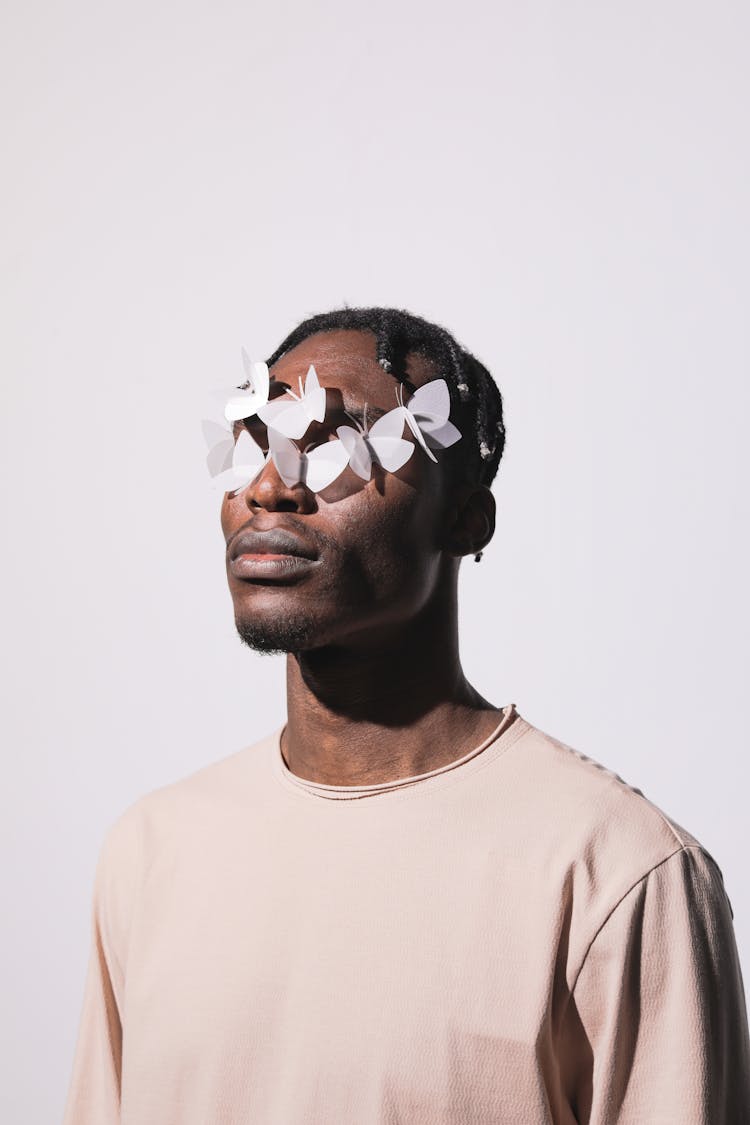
268, 329, 439, 403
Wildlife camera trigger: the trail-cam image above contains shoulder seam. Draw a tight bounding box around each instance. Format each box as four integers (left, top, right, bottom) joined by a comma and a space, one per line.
643, 803, 693, 850
569, 843, 702, 998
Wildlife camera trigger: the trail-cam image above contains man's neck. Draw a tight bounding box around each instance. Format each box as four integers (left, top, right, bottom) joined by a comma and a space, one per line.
280, 612, 503, 787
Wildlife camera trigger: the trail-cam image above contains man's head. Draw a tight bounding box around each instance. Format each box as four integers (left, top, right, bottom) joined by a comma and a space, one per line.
219, 308, 506, 655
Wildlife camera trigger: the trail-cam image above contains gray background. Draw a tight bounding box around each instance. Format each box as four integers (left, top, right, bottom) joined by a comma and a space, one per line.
2, 1, 748, 1121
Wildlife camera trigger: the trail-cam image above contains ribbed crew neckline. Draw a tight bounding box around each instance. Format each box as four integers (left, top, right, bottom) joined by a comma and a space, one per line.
271, 703, 524, 801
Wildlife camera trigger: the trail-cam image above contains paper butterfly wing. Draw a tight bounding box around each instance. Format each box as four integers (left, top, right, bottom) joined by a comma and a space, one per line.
224, 354, 270, 422
210, 430, 268, 493
420, 417, 462, 448
202, 419, 236, 477
409, 380, 461, 449
336, 425, 372, 480
301, 364, 326, 424
401, 379, 462, 460
257, 364, 326, 438
401, 404, 438, 461
367, 408, 415, 473
304, 439, 351, 492
257, 396, 310, 439
406, 378, 450, 422
267, 429, 305, 487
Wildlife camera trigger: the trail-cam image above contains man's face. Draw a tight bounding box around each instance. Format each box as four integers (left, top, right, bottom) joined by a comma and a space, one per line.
220, 329, 459, 654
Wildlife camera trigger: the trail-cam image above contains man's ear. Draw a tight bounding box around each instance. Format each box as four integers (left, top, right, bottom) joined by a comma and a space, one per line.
442, 483, 496, 559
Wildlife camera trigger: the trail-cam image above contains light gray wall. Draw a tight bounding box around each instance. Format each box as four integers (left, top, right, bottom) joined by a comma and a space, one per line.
2, 1, 748, 1120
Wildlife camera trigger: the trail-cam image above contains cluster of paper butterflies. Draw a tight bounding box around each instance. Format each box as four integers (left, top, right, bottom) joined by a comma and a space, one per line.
202, 349, 463, 496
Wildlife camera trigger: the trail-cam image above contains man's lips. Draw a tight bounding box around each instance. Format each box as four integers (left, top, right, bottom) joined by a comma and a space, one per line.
227, 527, 320, 582
228, 528, 319, 562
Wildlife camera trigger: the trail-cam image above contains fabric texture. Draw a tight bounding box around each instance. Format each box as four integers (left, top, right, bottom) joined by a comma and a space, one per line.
62, 704, 750, 1123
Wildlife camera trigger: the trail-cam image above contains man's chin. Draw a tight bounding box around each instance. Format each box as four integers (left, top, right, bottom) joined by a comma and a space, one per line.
233, 613, 322, 656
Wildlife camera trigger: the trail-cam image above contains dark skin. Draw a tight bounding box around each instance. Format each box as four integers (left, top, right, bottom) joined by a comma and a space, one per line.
220, 329, 508, 786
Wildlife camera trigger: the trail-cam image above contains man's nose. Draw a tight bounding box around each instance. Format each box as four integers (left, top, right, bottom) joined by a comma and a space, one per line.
243, 456, 316, 514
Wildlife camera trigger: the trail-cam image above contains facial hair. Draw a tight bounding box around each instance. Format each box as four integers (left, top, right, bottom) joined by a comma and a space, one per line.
233, 606, 322, 655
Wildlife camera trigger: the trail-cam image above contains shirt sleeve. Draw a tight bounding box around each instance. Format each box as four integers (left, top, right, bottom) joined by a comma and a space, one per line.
62, 807, 143, 1125
565, 844, 750, 1124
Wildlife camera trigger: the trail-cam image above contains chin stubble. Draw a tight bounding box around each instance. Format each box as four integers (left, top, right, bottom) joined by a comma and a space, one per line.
233, 610, 322, 655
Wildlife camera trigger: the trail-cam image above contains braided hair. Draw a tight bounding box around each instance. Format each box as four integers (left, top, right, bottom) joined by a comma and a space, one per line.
265, 307, 506, 489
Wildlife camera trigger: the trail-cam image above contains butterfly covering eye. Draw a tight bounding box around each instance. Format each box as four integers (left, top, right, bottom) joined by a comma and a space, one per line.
220, 349, 271, 423
396, 378, 462, 463
336, 404, 414, 481
267, 427, 351, 494
257, 364, 327, 440
204, 357, 466, 493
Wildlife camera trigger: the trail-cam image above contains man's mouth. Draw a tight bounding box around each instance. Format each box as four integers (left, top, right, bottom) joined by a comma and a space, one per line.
226, 526, 319, 580
228, 527, 319, 563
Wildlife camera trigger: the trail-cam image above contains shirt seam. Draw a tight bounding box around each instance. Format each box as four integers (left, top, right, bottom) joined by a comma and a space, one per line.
642, 804, 692, 850
569, 843, 707, 998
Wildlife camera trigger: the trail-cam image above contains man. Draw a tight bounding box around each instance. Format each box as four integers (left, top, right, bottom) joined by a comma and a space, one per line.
64, 307, 750, 1123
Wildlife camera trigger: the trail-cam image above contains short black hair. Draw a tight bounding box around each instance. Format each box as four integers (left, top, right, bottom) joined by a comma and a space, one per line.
266, 307, 506, 488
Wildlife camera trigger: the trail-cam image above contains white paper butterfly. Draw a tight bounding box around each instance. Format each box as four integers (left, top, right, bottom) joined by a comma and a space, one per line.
267, 427, 351, 493
395, 378, 462, 463
335, 404, 414, 480
204, 425, 270, 493
202, 417, 236, 479
257, 364, 326, 439
218, 349, 271, 423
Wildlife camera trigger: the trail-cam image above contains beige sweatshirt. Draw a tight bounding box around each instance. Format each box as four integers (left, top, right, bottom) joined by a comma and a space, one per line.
62, 703, 750, 1123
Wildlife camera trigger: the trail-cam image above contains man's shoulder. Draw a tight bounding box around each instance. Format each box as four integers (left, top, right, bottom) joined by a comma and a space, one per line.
506, 713, 735, 973
509, 712, 718, 898
100, 724, 283, 860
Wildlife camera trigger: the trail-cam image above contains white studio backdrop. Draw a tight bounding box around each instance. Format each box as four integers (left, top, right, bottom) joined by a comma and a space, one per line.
2, 1, 748, 1121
